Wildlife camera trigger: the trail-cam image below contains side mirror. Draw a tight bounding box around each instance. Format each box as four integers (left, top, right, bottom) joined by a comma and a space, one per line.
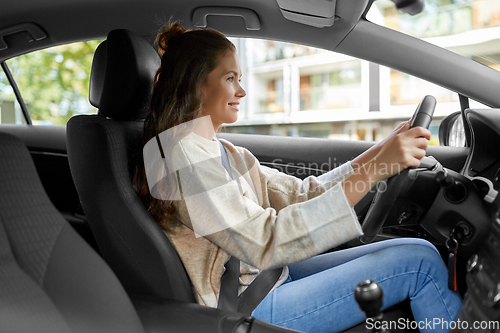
439, 111, 467, 147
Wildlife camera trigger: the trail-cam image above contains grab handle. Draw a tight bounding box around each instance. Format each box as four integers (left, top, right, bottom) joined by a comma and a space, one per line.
0, 23, 47, 51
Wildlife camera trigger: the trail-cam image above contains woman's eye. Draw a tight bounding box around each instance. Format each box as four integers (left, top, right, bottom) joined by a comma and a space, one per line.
227, 77, 234, 82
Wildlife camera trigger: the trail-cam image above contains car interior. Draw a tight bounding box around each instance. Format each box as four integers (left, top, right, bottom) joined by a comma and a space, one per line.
2, 0, 500, 332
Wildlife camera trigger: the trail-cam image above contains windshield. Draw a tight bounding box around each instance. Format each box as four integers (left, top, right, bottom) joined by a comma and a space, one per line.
366, 0, 500, 72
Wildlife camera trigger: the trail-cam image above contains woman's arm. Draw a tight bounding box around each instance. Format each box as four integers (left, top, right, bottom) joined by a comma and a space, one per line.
173, 140, 362, 270
342, 122, 431, 207
170, 125, 429, 269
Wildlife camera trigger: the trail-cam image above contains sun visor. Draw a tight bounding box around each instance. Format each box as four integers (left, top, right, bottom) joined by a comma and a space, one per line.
276, 0, 338, 28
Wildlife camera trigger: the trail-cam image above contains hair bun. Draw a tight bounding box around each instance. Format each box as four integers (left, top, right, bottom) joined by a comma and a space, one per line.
156, 22, 186, 55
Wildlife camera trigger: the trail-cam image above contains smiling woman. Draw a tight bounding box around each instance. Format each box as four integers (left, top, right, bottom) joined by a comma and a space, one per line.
131, 21, 462, 333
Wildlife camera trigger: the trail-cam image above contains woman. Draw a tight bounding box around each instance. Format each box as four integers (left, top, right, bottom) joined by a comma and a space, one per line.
134, 22, 461, 332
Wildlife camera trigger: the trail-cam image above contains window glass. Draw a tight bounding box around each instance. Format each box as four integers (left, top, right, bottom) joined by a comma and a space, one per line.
5, 40, 102, 125
224, 37, 462, 145
389, 70, 457, 106
247, 39, 322, 64
367, 0, 500, 72
0, 66, 26, 124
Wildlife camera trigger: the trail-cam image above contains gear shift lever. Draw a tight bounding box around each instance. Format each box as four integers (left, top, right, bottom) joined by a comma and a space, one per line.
354, 280, 389, 333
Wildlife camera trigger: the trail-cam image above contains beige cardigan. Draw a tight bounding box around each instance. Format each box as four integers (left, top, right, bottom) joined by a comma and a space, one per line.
162, 132, 363, 307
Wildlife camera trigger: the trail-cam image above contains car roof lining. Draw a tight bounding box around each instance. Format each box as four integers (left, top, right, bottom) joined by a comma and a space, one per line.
0, 0, 370, 61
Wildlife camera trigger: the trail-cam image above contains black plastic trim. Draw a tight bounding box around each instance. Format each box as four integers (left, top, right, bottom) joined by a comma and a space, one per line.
1, 61, 31, 124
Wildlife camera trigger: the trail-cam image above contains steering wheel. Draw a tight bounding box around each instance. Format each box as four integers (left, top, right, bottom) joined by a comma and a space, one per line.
360, 95, 436, 243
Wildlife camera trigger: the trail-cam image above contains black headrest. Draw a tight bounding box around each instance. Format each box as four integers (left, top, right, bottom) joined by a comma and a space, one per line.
89, 29, 160, 120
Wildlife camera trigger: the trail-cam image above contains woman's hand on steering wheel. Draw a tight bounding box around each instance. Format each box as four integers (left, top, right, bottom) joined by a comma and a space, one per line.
373, 124, 431, 181
358, 95, 436, 243
341, 122, 431, 208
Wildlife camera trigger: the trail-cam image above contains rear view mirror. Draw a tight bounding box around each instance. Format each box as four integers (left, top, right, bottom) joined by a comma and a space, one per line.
439, 111, 467, 147
390, 0, 425, 16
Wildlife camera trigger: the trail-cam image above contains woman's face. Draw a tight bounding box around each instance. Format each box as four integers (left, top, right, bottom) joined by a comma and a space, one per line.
201, 50, 246, 130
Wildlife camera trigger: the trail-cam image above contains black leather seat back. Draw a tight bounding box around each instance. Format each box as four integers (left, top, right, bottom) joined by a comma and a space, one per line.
67, 29, 195, 302
0, 132, 144, 333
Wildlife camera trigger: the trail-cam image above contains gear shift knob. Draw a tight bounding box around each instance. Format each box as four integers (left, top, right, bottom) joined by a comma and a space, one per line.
354, 280, 384, 319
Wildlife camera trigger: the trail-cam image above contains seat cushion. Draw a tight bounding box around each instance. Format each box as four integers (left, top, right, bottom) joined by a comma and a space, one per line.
0, 132, 144, 333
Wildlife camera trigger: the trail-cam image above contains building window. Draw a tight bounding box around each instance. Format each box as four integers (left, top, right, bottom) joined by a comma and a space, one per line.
265, 78, 284, 113
299, 61, 362, 111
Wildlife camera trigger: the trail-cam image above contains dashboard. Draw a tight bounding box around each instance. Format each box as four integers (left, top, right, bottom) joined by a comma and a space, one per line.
463, 109, 500, 205
378, 108, 500, 259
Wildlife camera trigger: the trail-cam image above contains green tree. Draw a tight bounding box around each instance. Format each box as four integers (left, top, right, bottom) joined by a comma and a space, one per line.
2, 40, 102, 125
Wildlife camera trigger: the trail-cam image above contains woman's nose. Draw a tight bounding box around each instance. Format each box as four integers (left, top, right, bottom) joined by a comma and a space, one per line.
237, 84, 246, 98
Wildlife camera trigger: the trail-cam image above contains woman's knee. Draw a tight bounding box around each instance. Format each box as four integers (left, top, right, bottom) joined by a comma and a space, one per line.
375, 243, 446, 277
409, 238, 439, 254
383, 238, 439, 255
395, 243, 442, 260
393, 244, 447, 280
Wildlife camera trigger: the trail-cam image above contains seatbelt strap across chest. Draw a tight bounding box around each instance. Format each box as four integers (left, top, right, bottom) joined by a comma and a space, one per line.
217, 139, 283, 314
217, 139, 241, 311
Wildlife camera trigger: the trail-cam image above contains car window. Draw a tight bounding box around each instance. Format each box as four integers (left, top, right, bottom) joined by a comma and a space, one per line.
2, 36, 483, 144
223, 37, 471, 145
367, 0, 500, 72
4, 40, 102, 125
0, 66, 26, 124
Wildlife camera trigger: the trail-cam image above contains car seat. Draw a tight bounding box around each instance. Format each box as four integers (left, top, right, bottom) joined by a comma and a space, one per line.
66, 29, 195, 302
0, 131, 145, 333
0, 130, 298, 332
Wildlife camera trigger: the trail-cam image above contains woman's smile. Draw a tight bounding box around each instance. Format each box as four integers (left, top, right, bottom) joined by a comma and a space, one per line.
228, 102, 240, 111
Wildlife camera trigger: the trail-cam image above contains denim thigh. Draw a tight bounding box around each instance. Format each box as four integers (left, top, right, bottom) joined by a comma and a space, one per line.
252, 240, 461, 333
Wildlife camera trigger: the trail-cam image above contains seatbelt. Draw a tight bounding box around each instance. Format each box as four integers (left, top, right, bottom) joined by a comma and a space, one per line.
237, 267, 283, 314
218, 256, 241, 311
217, 139, 283, 315
217, 139, 241, 311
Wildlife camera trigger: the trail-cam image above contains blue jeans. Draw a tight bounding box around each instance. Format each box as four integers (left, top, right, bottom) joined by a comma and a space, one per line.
252, 238, 462, 333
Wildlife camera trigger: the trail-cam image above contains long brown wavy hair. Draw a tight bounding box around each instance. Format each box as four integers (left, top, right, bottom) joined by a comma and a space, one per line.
133, 22, 236, 230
